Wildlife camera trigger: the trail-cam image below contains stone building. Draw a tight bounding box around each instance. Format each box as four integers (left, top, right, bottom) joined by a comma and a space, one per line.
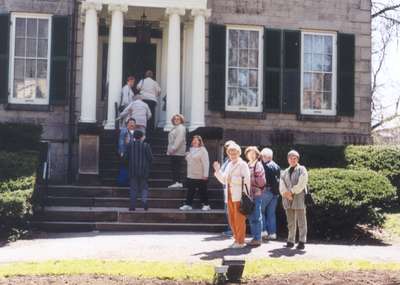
0, 0, 372, 183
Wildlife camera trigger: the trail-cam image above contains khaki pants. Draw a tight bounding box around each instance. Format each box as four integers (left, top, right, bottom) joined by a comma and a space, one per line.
227, 188, 246, 244
285, 208, 307, 243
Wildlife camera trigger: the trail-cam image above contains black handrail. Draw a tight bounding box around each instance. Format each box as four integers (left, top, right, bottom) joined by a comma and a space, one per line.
115, 102, 120, 131
32, 142, 50, 212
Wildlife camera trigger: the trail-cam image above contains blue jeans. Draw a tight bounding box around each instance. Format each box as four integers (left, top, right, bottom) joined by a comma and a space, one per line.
129, 176, 149, 208
248, 196, 263, 241
261, 190, 278, 235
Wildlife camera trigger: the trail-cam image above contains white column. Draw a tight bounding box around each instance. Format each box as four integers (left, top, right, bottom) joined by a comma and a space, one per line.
164, 8, 185, 131
182, 22, 193, 126
104, 4, 128, 130
80, 1, 102, 123
189, 9, 211, 131
158, 21, 169, 128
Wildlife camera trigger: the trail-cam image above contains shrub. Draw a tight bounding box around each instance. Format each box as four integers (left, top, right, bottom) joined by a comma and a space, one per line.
308, 168, 397, 238
0, 176, 35, 193
0, 123, 42, 152
0, 151, 38, 181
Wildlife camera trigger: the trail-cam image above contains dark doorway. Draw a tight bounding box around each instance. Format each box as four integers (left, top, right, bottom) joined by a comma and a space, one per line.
123, 42, 157, 86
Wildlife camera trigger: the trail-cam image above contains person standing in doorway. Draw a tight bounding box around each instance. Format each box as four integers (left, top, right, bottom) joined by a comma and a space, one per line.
167, 114, 187, 188
127, 130, 153, 211
280, 150, 309, 250
137, 70, 161, 132
179, 135, 211, 211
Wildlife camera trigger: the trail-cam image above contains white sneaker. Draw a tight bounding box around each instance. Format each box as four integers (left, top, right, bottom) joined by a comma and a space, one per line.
201, 205, 211, 211
179, 205, 193, 211
268, 234, 277, 240
229, 242, 238, 248
168, 182, 182, 188
231, 243, 246, 249
261, 231, 269, 240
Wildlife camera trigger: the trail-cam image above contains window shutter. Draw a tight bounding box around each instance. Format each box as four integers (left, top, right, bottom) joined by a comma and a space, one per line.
263, 29, 282, 112
337, 33, 355, 116
282, 30, 301, 114
49, 16, 70, 105
0, 14, 10, 104
208, 23, 226, 112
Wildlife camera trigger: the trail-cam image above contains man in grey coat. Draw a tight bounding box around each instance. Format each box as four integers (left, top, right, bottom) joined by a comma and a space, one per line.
279, 150, 309, 250
127, 130, 153, 211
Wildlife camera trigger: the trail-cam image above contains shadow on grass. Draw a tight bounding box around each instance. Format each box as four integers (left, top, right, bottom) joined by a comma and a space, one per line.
268, 247, 306, 258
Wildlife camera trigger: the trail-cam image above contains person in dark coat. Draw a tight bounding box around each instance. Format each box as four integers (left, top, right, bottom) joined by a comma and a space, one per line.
127, 130, 153, 211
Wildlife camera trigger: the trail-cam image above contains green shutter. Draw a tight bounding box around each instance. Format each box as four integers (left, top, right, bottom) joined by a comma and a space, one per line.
208, 23, 226, 112
337, 33, 355, 116
282, 30, 301, 114
0, 14, 10, 104
49, 16, 70, 105
263, 29, 282, 112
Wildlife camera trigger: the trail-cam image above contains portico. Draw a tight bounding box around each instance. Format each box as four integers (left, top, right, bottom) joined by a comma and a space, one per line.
79, 0, 210, 131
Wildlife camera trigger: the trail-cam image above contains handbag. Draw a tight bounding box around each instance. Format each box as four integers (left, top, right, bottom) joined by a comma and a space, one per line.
304, 187, 315, 207
239, 177, 255, 215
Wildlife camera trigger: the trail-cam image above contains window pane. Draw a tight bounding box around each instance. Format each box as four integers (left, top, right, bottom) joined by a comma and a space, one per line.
228, 87, 239, 106
229, 48, 238, 67
37, 59, 47, 78
323, 74, 332, 91
13, 80, 26, 99
15, 18, 26, 37
15, 38, 25, 57
36, 78, 48, 99
304, 53, 312, 71
14, 59, 25, 79
228, 68, 238, 86
24, 78, 36, 99
304, 72, 312, 90
249, 70, 258, 87
239, 30, 248, 49
323, 54, 332, 72
27, 18, 38, 37
26, 38, 38, 57
312, 73, 323, 91
239, 49, 248, 67
313, 36, 323, 53
303, 90, 312, 109
238, 69, 248, 87
249, 31, 259, 49
25, 59, 36, 78
304, 35, 312, 53
322, 92, 332, 110
312, 54, 323, 71
248, 50, 258, 68
324, 36, 333, 54
37, 39, 48, 58
249, 88, 258, 106
312, 91, 322, 109
38, 19, 48, 38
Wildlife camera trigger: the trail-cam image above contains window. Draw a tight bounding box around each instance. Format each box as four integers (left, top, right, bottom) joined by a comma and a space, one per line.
301, 31, 337, 115
9, 13, 52, 105
226, 26, 263, 112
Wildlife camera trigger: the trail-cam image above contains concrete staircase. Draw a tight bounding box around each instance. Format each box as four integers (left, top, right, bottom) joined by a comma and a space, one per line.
33, 129, 228, 233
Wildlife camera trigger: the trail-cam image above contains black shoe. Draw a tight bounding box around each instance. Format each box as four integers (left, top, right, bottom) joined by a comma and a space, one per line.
296, 242, 305, 250
129, 207, 136, 211
285, 242, 294, 248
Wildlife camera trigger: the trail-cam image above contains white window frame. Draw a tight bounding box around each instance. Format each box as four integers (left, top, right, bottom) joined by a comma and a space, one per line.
225, 25, 264, 113
300, 31, 337, 116
8, 13, 52, 105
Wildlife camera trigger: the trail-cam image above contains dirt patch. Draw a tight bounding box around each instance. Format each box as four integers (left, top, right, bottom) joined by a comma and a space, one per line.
1, 271, 400, 285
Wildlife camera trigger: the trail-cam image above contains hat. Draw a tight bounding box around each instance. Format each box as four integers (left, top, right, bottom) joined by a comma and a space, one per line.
226, 143, 242, 155
287, 150, 300, 158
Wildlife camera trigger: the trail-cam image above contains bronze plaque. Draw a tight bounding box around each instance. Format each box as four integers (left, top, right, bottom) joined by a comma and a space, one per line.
79, 135, 99, 174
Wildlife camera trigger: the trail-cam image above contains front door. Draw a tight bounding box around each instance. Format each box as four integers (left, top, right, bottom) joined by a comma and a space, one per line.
123, 43, 157, 85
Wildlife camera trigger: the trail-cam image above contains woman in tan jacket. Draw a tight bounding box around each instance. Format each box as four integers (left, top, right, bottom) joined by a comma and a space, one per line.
214, 143, 250, 248
179, 135, 210, 211
167, 114, 187, 188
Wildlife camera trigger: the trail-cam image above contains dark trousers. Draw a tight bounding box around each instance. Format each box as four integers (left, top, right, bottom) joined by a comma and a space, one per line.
143, 99, 157, 131
185, 178, 209, 206
129, 176, 149, 208
171, 155, 184, 183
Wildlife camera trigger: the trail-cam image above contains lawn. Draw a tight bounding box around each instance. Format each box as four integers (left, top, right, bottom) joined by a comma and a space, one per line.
1, 259, 400, 282
384, 212, 400, 239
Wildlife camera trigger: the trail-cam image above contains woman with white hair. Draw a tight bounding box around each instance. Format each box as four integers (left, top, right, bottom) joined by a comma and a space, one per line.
213, 143, 250, 248
137, 70, 161, 131
279, 150, 309, 250
260, 147, 281, 240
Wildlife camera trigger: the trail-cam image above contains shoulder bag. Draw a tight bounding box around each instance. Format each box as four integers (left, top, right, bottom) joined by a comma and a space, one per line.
239, 177, 255, 215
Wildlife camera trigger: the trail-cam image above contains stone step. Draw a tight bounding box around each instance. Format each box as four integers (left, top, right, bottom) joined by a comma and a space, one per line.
45, 196, 225, 209
32, 221, 226, 233
35, 207, 227, 224
100, 169, 214, 180
100, 178, 221, 188
43, 185, 224, 199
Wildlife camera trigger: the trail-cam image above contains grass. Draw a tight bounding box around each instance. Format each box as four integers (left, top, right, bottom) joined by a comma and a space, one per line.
1, 259, 400, 281
384, 211, 400, 239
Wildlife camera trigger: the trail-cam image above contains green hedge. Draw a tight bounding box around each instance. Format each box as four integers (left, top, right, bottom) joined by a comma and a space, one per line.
307, 168, 397, 238
0, 123, 42, 152
0, 151, 38, 181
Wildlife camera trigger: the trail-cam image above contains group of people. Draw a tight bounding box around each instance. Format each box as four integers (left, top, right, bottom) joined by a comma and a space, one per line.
214, 142, 309, 250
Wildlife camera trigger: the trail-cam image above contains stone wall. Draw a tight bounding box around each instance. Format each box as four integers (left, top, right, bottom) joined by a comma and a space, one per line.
205, 0, 372, 145
0, 0, 75, 182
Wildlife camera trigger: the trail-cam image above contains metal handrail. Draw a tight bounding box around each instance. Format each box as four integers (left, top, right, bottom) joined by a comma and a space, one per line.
32, 142, 50, 212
